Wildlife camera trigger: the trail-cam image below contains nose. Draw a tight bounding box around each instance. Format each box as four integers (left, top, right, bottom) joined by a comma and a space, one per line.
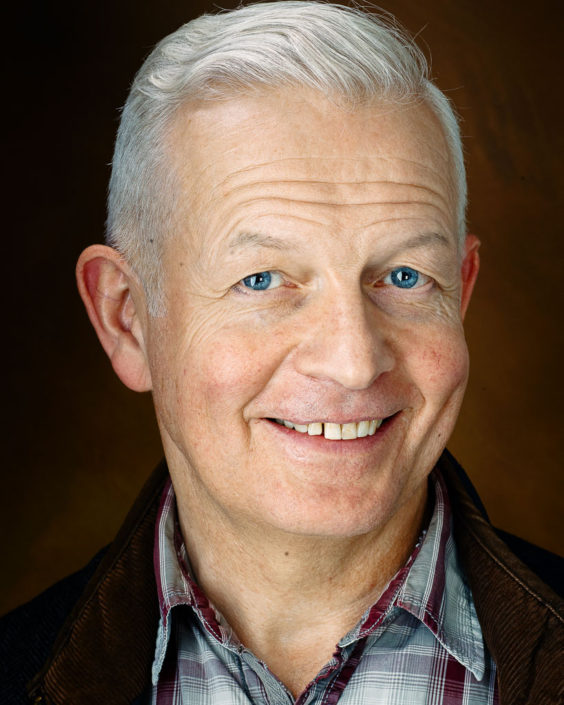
293, 284, 395, 390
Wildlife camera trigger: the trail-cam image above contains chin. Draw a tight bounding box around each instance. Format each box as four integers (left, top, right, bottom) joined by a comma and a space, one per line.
257, 484, 416, 539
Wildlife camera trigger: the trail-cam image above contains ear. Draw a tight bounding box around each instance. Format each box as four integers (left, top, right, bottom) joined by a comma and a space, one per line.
76, 245, 153, 392
460, 234, 480, 320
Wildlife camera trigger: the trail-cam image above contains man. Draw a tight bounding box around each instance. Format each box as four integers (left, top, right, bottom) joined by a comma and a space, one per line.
2, 2, 562, 703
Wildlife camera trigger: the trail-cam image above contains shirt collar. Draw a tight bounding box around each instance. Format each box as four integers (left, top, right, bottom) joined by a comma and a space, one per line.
341, 470, 486, 680
151, 479, 238, 684
396, 471, 487, 680
151, 469, 487, 685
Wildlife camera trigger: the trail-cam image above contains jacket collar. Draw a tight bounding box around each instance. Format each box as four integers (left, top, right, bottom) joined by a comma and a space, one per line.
28, 460, 168, 705
29, 452, 563, 704
440, 450, 564, 705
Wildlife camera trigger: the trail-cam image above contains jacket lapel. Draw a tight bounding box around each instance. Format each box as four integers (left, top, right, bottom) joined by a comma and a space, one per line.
28, 462, 168, 704
441, 451, 564, 705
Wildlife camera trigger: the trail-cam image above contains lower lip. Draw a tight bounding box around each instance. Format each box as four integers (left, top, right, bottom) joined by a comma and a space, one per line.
263, 414, 400, 454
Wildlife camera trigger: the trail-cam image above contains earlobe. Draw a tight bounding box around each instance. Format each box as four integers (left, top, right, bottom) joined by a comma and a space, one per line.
76, 245, 153, 392
460, 234, 480, 320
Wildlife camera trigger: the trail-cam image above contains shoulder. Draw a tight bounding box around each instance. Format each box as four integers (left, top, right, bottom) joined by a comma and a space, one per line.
494, 528, 563, 598
0, 548, 107, 704
439, 450, 564, 702
439, 449, 564, 600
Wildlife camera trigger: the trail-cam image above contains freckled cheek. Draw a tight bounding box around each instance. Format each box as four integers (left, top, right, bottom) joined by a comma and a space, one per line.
405, 327, 469, 395
180, 326, 288, 412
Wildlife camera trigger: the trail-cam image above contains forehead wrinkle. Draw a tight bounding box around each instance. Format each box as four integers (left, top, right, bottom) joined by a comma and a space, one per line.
214, 197, 451, 226
357, 216, 455, 238
211, 178, 451, 214
189, 195, 453, 265
220, 222, 453, 271
214, 154, 451, 191
207, 200, 454, 253
217, 155, 372, 178
355, 216, 457, 241
228, 211, 336, 234
192, 156, 455, 231
194, 190, 454, 245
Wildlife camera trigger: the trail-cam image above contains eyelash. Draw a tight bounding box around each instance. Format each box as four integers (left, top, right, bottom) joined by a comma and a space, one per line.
237, 266, 432, 294
379, 266, 431, 290
232, 269, 286, 296
238, 271, 284, 292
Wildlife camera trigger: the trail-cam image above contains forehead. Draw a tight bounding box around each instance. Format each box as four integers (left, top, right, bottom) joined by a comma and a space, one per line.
167, 89, 457, 247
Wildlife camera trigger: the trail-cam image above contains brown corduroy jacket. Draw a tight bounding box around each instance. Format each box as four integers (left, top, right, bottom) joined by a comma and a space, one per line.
11, 452, 564, 704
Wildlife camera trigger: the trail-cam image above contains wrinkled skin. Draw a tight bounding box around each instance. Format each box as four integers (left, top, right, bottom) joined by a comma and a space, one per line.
144, 89, 479, 542
77, 88, 480, 694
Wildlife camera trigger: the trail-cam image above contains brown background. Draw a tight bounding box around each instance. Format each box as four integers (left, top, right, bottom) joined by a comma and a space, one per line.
2, 0, 563, 616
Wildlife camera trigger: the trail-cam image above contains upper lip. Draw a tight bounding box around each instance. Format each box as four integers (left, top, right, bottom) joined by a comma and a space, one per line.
265, 411, 401, 425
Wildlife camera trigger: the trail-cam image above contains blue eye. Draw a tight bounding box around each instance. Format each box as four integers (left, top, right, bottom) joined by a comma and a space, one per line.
241, 271, 282, 291
386, 266, 422, 289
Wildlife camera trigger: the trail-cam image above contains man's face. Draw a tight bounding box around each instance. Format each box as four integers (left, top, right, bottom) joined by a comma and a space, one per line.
146, 89, 474, 538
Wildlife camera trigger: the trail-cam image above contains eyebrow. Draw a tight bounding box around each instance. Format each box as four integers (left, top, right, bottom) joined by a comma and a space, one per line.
228, 231, 302, 252
227, 230, 451, 256
400, 231, 451, 249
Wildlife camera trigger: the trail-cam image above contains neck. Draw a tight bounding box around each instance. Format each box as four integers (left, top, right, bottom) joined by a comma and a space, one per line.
173, 473, 429, 697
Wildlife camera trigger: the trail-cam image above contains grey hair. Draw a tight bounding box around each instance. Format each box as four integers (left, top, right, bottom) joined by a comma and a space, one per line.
107, 1, 467, 315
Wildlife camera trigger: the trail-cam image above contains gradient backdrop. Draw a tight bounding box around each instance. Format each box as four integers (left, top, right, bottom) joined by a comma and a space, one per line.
3, 0, 563, 615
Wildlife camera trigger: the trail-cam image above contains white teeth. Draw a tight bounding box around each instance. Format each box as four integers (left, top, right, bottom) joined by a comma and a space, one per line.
324, 422, 341, 440
368, 419, 383, 435
341, 422, 357, 440
357, 420, 370, 437
274, 417, 385, 440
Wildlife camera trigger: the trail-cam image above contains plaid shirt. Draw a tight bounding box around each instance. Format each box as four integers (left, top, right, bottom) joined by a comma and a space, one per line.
149, 471, 498, 704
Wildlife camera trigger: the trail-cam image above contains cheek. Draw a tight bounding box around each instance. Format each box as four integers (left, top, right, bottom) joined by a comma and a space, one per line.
179, 324, 288, 416
427, 342, 467, 384
406, 325, 469, 398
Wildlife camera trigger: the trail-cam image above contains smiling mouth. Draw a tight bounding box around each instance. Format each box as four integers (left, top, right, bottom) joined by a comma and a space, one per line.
269, 417, 388, 440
